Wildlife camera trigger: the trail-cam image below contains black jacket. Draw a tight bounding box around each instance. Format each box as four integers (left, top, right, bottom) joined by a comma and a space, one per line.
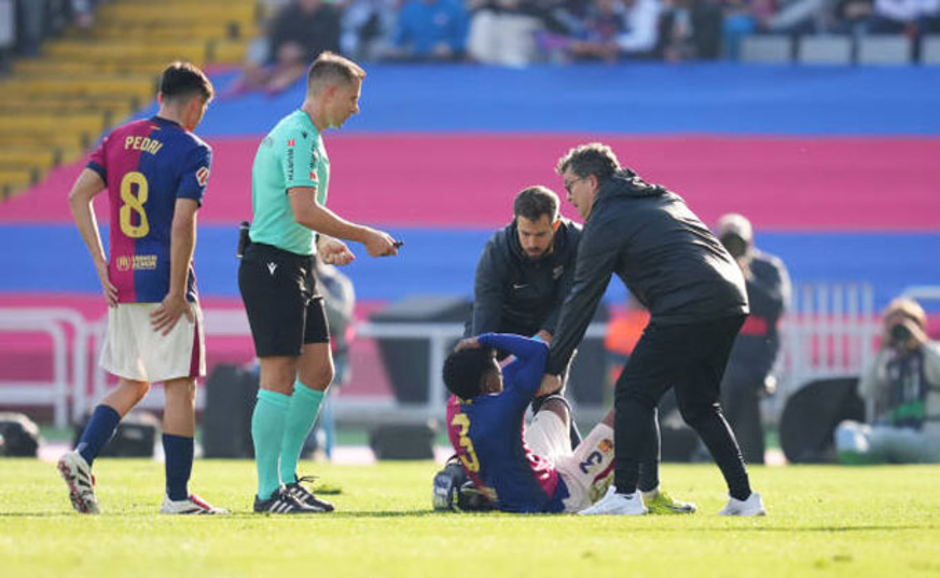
546, 169, 749, 374
469, 218, 582, 338
723, 249, 790, 387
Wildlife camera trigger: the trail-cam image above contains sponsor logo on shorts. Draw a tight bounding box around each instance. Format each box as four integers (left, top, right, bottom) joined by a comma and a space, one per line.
116, 255, 131, 271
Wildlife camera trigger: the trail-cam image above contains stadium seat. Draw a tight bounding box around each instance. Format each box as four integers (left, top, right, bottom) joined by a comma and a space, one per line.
741, 35, 793, 64
857, 35, 911, 65
922, 35, 940, 65
0, 0, 258, 200
797, 36, 853, 65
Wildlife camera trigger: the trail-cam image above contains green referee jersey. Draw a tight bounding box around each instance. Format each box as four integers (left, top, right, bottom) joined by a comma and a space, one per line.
249, 109, 330, 256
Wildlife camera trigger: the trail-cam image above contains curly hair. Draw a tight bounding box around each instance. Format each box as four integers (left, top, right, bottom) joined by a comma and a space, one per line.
442, 348, 493, 400
555, 142, 621, 185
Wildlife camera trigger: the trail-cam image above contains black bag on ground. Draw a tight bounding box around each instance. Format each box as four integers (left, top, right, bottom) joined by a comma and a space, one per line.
201, 364, 259, 458
0, 412, 42, 457
780, 377, 864, 464
73, 411, 160, 458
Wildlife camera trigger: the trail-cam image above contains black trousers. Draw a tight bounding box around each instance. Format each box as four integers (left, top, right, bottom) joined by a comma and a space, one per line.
613, 315, 752, 500
720, 379, 766, 465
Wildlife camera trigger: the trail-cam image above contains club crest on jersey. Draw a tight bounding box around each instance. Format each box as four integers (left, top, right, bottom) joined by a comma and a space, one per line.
196, 167, 210, 187
598, 438, 613, 454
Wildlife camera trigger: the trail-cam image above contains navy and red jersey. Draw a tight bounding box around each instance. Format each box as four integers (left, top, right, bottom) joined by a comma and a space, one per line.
87, 116, 212, 303
445, 333, 569, 513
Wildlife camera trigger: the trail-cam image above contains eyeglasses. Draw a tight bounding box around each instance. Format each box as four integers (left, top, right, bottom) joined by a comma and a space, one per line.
564, 176, 587, 195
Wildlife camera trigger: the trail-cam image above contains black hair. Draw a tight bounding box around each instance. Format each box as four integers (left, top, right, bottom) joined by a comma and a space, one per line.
159, 61, 214, 103
555, 142, 620, 185
442, 348, 493, 400
513, 186, 559, 222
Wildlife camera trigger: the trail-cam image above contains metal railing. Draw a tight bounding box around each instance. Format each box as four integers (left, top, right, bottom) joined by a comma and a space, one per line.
0, 282, 919, 426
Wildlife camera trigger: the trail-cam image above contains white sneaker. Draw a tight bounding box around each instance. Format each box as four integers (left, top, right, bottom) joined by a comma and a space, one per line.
57, 450, 99, 514
160, 494, 229, 515
719, 492, 766, 516
578, 486, 648, 516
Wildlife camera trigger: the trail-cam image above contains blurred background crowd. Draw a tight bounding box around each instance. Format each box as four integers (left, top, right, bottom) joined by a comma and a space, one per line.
3, 0, 940, 75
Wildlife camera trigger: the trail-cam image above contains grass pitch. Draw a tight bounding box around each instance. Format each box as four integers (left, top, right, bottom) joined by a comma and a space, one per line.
1, 459, 939, 578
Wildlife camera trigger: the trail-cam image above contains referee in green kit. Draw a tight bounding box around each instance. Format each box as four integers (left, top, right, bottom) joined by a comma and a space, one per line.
238, 52, 399, 514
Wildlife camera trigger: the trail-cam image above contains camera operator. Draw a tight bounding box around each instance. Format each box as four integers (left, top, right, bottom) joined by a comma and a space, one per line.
836, 298, 940, 464
715, 213, 791, 464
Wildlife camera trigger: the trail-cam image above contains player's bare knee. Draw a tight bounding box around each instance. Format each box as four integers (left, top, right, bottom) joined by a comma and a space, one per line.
164, 378, 196, 404
299, 365, 333, 391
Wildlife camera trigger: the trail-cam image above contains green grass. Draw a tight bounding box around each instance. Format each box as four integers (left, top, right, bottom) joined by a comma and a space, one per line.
2, 459, 939, 577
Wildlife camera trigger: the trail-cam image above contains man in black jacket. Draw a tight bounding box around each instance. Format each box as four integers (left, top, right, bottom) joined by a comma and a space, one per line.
468, 186, 582, 446
469, 185, 580, 344
542, 143, 765, 516
716, 213, 791, 465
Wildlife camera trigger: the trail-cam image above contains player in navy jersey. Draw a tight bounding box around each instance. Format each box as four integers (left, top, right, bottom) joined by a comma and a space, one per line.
58, 62, 226, 515
443, 333, 693, 514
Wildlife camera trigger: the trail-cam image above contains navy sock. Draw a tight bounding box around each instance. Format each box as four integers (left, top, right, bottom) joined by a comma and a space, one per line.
75, 405, 121, 466
163, 434, 194, 501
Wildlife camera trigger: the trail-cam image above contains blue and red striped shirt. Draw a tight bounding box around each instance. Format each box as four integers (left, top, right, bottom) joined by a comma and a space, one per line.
446, 333, 569, 513
87, 116, 211, 303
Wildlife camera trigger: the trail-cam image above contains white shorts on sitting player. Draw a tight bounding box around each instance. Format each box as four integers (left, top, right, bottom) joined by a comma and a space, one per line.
100, 302, 206, 383
524, 410, 615, 513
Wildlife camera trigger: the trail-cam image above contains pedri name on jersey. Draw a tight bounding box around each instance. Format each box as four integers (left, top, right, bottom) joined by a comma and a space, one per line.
123, 135, 164, 156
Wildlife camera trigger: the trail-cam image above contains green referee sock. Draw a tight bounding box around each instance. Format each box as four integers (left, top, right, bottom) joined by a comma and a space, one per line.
279, 380, 325, 484
252, 388, 291, 501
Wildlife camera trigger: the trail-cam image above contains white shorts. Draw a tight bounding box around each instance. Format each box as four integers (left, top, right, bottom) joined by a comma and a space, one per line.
99, 302, 206, 383
524, 411, 615, 513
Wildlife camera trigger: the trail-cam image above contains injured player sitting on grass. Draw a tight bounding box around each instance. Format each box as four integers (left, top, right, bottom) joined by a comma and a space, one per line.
433, 333, 694, 514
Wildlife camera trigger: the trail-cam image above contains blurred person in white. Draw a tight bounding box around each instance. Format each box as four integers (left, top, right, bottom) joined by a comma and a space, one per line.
866, 0, 940, 35
466, 0, 545, 66
535, 0, 661, 62
836, 298, 940, 464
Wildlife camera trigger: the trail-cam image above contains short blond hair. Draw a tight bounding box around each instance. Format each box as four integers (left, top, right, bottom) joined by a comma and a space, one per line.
307, 51, 366, 95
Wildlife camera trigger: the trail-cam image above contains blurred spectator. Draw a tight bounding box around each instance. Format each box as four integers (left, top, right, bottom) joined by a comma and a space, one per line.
836, 298, 940, 464
226, 0, 342, 95
537, 0, 662, 62
341, 0, 399, 60
14, 0, 75, 56
466, 0, 545, 66
305, 257, 356, 461
721, 0, 778, 60
831, 0, 875, 34
658, 0, 723, 60
384, 0, 469, 61
716, 213, 791, 465
866, 0, 940, 34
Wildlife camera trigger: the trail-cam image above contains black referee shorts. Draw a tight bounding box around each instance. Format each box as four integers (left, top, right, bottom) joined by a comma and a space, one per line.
238, 242, 330, 357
